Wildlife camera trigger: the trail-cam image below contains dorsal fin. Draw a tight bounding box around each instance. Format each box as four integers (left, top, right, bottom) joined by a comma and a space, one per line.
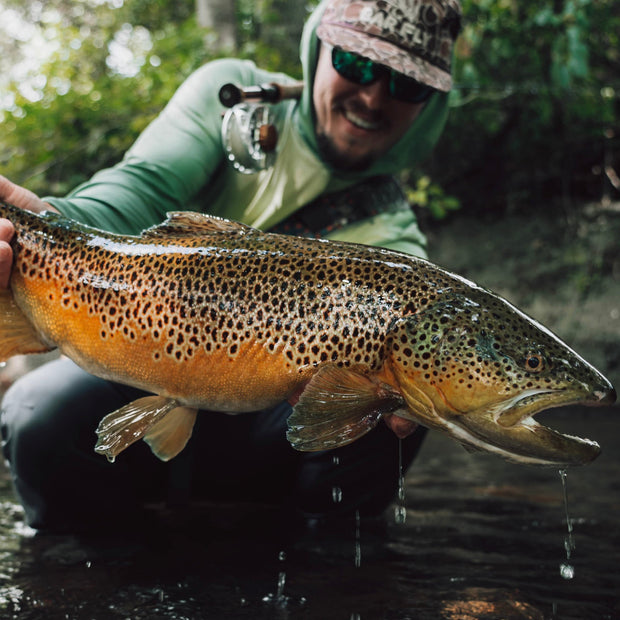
141, 212, 254, 239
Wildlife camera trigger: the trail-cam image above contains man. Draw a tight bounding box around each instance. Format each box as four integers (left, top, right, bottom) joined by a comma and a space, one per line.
0, 0, 462, 532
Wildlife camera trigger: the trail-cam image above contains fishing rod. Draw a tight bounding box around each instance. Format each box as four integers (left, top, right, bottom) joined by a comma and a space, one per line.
218, 81, 304, 107
218, 81, 304, 174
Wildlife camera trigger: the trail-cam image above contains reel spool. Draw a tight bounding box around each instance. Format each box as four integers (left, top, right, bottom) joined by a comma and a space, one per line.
219, 81, 302, 174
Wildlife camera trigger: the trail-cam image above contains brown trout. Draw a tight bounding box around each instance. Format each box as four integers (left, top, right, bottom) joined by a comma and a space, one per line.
0, 200, 615, 466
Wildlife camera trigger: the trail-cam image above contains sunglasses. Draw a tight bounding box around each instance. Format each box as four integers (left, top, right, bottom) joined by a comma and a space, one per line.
330, 47, 436, 104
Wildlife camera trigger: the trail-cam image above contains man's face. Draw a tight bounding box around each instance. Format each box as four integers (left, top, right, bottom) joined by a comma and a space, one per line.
312, 44, 426, 171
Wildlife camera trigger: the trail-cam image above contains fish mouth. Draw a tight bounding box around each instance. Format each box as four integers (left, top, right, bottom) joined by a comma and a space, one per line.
439, 387, 616, 466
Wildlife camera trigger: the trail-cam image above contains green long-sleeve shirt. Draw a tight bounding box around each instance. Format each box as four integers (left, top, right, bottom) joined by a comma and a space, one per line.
45, 0, 451, 257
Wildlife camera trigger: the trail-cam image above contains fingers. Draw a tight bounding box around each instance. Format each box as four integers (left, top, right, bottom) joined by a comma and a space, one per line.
0, 175, 14, 200
0, 218, 14, 289
0, 174, 53, 214
383, 413, 419, 439
0, 177, 57, 289
0, 175, 23, 206
0, 177, 60, 290
0, 218, 14, 243
0, 219, 15, 289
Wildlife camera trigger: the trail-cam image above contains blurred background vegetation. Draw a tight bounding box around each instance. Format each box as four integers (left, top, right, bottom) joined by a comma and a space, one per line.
0, 0, 618, 218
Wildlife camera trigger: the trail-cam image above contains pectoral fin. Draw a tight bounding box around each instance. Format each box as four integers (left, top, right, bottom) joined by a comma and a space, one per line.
286, 365, 406, 451
95, 396, 197, 462
0, 289, 53, 360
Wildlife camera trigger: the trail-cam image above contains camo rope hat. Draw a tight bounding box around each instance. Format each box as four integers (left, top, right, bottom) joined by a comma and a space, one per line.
316, 0, 462, 92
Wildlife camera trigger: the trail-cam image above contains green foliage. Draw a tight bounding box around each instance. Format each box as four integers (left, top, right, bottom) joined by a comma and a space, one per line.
1, 1, 215, 196
421, 0, 620, 215
0, 0, 618, 218
236, 0, 313, 78
401, 172, 460, 220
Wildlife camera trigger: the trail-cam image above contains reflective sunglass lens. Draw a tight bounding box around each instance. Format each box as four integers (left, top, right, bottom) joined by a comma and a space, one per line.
391, 76, 435, 103
331, 47, 436, 104
331, 48, 377, 85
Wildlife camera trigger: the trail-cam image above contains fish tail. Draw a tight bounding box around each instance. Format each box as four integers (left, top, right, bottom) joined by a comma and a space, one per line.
0, 288, 53, 361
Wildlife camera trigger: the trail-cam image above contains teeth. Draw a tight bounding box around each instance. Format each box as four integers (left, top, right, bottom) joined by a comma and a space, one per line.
344, 110, 380, 130
494, 389, 555, 428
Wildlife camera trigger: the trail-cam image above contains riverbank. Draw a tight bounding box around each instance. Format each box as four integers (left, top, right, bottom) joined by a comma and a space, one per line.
425, 200, 620, 391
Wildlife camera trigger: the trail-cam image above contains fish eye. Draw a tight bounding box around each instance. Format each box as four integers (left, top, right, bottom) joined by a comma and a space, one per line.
523, 353, 546, 373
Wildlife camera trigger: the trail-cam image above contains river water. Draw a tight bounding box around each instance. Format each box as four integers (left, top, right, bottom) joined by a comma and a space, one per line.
0, 405, 618, 620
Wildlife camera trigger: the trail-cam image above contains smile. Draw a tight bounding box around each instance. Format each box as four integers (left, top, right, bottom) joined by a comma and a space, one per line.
343, 108, 383, 131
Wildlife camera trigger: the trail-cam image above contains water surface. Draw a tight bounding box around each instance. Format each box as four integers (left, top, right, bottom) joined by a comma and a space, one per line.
1, 406, 618, 619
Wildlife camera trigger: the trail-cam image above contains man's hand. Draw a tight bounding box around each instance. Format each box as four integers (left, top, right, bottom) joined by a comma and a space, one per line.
0, 175, 53, 214
383, 413, 418, 439
0, 219, 15, 289
0, 174, 58, 288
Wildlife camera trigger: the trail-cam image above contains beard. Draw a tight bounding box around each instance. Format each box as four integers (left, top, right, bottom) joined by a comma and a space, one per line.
315, 130, 375, 173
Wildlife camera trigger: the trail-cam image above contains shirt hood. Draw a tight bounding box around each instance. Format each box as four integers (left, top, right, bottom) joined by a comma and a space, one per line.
296, 0, 451, 183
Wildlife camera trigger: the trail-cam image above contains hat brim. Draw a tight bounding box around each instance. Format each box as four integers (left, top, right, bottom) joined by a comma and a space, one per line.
317, 23, 452, 92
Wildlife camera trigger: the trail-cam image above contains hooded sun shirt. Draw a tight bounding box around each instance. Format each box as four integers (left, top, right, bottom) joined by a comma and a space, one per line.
45, 0, 451, 257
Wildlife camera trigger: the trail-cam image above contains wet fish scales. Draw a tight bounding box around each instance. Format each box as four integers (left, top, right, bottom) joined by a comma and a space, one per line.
0, 201, 615, 465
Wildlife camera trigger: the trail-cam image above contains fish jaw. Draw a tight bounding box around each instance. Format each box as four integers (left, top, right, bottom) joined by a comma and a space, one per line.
398, 381, 615, 466
444, 386, 615, 466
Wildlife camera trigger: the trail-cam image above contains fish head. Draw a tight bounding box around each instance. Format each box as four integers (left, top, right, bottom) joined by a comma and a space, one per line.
388, 289, 616, 466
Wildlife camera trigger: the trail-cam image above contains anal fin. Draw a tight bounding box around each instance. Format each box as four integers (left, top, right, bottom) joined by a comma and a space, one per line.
95, 396, 197, 462
286, 365, 406, 451
144, 406, 198, 461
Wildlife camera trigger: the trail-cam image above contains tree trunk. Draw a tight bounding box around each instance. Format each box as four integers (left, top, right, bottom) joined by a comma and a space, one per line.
258, 0, 308, 66
195, 0, 238, 52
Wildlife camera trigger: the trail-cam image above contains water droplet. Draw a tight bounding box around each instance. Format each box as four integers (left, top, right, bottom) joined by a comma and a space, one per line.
332, 454, 340, 466
395, 439, 406, 523
354, 544, 361, 568
560, 562, 575, 580
332, 486, 343, 503
262, 551, 289, 606
354, 509, 361, 568
394, 505, 407, 524
350, 613, 361, 620
558, 469, 575, 564
557, 469, 579, 582
276, 571, 286, 598
85, 561, 92, 568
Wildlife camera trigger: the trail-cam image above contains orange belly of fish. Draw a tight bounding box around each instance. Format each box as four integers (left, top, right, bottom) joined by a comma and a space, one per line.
16, 279, 304, 412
